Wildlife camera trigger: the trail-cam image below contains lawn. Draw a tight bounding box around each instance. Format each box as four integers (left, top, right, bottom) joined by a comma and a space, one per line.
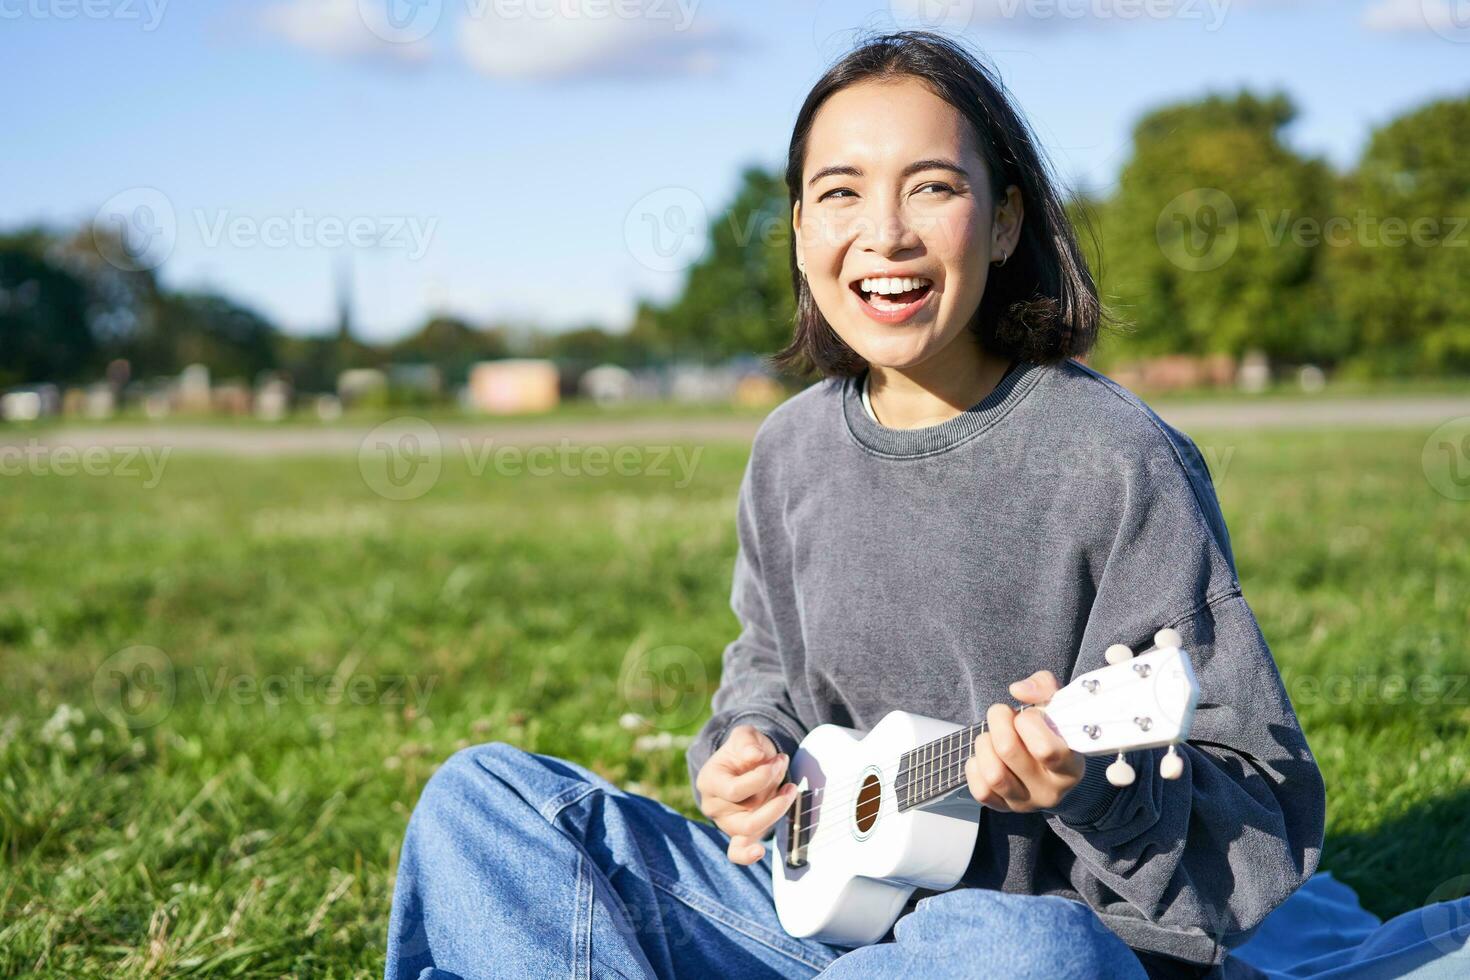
1, 422, 1467, 976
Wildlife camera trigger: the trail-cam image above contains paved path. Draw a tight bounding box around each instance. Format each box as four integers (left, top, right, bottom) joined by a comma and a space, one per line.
4, 397, 1468, 455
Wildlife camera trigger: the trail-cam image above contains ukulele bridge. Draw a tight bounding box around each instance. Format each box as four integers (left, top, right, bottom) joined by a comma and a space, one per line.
784, 783, 810, 868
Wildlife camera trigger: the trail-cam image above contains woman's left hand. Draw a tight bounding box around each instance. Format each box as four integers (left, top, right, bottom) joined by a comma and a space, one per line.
965, 670, 1086, 812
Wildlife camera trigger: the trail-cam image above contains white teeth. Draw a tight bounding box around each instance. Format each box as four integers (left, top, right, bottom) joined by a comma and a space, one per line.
858, 276, 932, 295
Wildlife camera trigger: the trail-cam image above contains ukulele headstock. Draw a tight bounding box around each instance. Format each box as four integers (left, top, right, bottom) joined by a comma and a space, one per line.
1043, 628, 1199, 786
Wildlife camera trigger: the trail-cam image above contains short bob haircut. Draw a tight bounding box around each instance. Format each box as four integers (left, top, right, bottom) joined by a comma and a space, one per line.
774, 30, 1105, 378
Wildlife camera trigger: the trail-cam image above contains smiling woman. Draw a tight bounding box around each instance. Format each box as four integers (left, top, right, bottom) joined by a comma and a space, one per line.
384, 30, 1341, 980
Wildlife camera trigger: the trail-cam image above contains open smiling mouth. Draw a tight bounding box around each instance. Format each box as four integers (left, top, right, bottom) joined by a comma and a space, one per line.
849, 277, 934, 321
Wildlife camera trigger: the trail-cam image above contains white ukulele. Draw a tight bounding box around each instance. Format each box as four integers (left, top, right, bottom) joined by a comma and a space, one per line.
771, 630, 1200, 946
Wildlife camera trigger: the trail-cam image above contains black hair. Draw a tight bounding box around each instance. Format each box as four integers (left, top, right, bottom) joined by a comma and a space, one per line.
773, 30, 1106, 378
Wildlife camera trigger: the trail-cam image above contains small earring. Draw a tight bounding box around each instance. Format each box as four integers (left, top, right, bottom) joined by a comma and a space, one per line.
993, 251, 1008, 269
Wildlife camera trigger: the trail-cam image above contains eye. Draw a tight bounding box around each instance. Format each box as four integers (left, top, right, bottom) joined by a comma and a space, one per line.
818, 187, 855, 201
915, 182, 954, 196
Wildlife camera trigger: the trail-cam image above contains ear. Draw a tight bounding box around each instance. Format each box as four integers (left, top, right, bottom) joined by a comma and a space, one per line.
992, 184, 1024, 258
792, 199, 805, 270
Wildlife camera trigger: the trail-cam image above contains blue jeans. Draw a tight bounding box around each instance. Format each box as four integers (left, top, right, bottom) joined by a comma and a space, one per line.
385, 742, 1156, 979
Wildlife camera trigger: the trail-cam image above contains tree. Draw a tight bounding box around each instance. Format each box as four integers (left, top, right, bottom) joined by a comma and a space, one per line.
1096, 91, 1339, 365
390, 315, 510, 384
640, 165, 796, 364
0, 231, 95, 387
149, 291, 279, 380
1324, 95, 1470, 376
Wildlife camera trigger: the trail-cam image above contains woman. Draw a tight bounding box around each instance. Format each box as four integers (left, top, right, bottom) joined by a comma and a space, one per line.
385, 31, 1326, 980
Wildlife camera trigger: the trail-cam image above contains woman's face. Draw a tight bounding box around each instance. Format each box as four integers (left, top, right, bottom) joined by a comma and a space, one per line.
794, 76, 1022, 372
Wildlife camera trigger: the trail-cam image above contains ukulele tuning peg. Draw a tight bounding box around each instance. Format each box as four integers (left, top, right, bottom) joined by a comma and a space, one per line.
1153, 627, 1183, 651
1160, 745, 1184, 780
1106, 752, 1136, 787
1104, 643, 1133, 665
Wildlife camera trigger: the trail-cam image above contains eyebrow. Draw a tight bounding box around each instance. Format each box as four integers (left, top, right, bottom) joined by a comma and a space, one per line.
806, 158, 970, 188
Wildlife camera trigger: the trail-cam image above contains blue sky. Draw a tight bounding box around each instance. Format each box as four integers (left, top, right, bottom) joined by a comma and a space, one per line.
4, 0, 1468, 342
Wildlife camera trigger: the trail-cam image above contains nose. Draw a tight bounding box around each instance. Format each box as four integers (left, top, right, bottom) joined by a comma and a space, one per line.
857, 191, 922, 255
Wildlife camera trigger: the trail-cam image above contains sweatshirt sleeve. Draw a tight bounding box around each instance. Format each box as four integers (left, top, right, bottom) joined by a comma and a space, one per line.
685, 455, 806, 814
1040, 427, 1327, 964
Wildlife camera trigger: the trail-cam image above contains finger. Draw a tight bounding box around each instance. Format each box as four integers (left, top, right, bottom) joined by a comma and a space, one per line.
721, 753, 789, 803
1015, 708, 1080, 774
724, 725, 777, 769
970, 732, 1026, 806
727, 834, 765, 865
723, 781, 798, 839
986, 703, 1037, 784
700, 751, 785, 808
964, 750, 1013, 812
1009, 670, 1061, 704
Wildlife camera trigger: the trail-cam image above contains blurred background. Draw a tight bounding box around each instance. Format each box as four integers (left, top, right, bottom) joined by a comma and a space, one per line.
3, 1, 1469, 975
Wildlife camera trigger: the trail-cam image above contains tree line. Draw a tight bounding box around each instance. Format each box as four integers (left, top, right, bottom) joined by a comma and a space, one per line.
634, 89, 1470, 379
4, 88, 1466, 393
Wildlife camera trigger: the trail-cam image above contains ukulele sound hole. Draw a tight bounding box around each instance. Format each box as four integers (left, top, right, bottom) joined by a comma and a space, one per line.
854, 773, 882, 834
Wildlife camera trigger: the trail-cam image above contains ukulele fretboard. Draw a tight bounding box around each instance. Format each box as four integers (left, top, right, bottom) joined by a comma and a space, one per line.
894, 722, 986, 811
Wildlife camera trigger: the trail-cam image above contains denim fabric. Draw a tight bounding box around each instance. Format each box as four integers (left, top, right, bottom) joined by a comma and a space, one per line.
385, 742, 1150, 980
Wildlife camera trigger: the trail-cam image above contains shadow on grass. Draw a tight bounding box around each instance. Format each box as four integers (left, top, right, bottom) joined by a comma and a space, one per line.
1323, 786, 1470, 921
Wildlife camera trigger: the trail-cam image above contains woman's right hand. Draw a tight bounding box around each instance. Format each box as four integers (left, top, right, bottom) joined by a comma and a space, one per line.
696, 724, 799, 865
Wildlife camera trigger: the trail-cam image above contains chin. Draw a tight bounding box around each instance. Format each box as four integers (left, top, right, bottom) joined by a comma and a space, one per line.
845, 326, 947, 371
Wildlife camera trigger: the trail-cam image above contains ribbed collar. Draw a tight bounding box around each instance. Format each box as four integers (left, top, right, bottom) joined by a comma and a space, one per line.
842, 359, 1044, 458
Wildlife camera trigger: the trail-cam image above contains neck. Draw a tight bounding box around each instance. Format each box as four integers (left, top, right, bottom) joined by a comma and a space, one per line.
894, 721, 990, 811
866, 337, 1010, 430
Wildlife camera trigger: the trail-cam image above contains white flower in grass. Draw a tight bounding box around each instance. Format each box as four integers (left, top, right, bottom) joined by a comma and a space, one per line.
619, 712, 650, 731
40, 703, 85, 746
634, 732, 693, 753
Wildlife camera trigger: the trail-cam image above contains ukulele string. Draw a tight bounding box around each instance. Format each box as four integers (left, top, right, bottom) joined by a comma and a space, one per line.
784, 704, 1044, 826
780, 708, 1170, 861
777, 726, 990, 860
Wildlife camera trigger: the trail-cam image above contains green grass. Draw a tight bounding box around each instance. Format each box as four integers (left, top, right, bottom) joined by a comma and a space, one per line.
1, 426, 1467, 976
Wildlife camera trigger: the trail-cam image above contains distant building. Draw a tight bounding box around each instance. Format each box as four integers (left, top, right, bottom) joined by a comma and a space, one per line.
212, 381, 252, 417
84, 383, 117, 419
1108, 354, 1236, 392
467, 359, 559, 414
255, 374, 293, 422
337, 368, 388, 408
1, 384, 60, 421
579, 364, 635, 406
177, 364, 212, 414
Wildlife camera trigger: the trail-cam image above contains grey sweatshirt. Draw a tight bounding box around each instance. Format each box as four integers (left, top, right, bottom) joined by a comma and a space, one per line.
685, 357, 1326, 967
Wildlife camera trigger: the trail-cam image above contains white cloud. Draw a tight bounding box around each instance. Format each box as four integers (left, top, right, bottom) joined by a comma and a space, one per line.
1363, 0, 1469, 37
454, 1, 748, 81
261, 0, 434, 65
